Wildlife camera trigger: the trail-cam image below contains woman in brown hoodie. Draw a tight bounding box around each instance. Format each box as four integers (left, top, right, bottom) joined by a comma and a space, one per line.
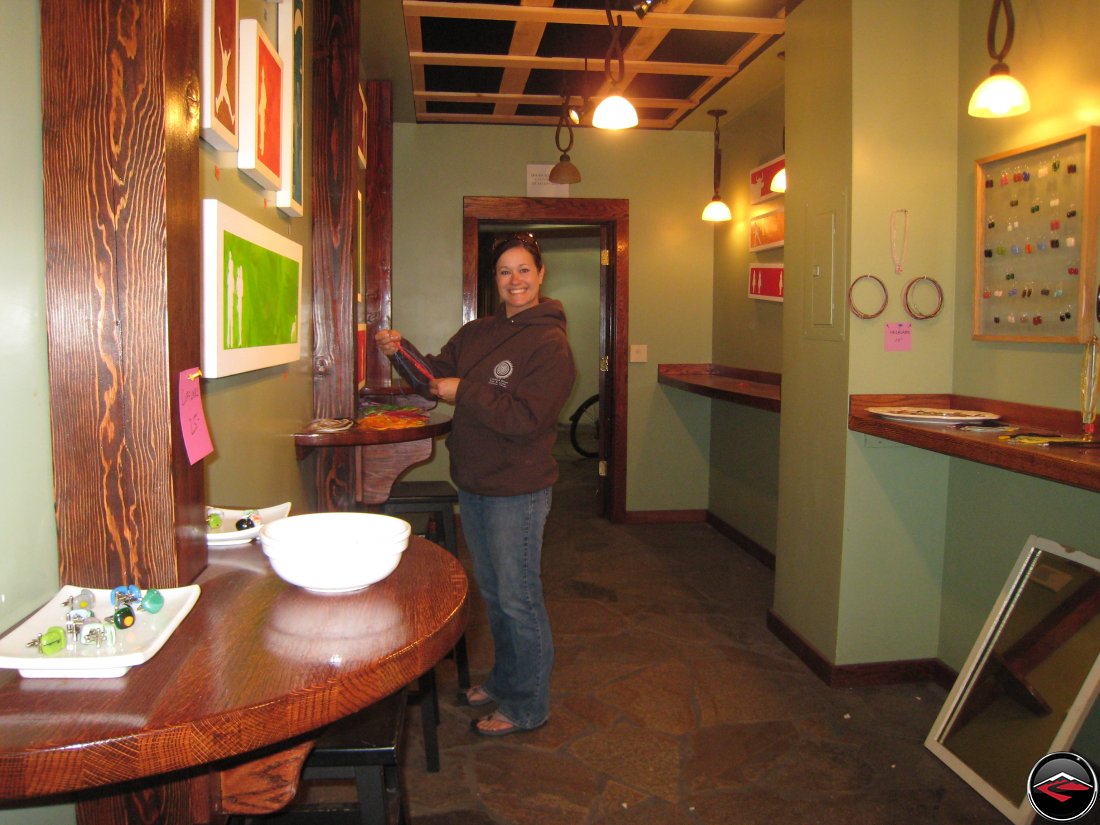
376, 232, 576, 735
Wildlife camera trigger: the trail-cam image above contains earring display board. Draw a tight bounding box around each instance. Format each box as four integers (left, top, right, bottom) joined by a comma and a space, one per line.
973, 127, 1099, 343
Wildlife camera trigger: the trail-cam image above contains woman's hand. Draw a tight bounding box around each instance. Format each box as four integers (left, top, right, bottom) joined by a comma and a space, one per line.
430, 377, 461, 404
374, 328, 401, 356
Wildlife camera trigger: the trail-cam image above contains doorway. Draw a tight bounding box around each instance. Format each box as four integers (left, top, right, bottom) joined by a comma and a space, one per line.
462, 196, 629, 522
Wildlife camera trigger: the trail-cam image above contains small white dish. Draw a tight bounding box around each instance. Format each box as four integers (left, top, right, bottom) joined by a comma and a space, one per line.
206, 502, 292, 547
0, 585, 201, 678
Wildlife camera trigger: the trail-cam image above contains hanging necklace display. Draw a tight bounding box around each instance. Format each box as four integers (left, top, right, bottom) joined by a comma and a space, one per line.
903, 276, 944, 320
848, 274, 889, 319
1081, 334, 1099, 438
890, 209, 909, 274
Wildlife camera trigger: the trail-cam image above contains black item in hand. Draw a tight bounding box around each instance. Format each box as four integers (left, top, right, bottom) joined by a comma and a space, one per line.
389, 339, 436, 399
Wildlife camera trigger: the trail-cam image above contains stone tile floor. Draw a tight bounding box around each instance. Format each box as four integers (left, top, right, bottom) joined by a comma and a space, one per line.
273, 434, 1011, 825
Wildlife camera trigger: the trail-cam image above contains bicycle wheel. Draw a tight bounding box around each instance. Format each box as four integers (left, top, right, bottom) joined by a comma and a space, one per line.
569, 394, 600, 458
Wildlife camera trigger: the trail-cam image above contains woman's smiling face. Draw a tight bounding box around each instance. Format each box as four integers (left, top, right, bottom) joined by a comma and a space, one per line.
495, 245, 545, 317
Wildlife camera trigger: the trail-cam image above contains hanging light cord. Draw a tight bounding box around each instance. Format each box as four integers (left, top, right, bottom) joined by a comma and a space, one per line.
555, 99, 574, 156
986, 0, 1015, 68
711, 113, 723, 196
604, 0, 627, 87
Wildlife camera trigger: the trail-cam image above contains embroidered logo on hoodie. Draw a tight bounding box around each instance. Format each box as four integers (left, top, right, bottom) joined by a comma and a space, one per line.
490, 359, 514, 387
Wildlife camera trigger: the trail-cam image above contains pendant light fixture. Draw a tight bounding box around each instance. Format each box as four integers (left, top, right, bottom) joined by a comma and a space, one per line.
549, 96, 582, 184
701, 109, 731, 222
968, 0, 1030, 118
592, 0, 638, 130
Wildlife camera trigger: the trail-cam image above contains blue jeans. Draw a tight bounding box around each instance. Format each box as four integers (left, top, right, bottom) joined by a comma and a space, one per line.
458, 486, 553, 729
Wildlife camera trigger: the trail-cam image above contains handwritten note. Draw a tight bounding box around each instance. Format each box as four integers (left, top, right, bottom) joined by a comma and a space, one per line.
179, 368, 214, 465
885, 323, 912, 352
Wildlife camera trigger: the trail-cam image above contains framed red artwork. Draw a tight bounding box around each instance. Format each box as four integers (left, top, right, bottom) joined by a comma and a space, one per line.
201, 0, 238, 151
749, 207, 785, 251
749, 155, 784, 204
238, 19, 282, 191
749, 264, 784, 302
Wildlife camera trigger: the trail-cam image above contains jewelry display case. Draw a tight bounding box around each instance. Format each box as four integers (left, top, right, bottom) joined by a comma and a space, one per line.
972, 127, 1099, 343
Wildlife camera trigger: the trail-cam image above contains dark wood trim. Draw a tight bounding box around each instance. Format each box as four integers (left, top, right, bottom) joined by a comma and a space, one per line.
850, 393, 1100, 494
40, 0, 204, 591
363, 81, 393, 387
310, 0, 360, 510
706, 513, 775, 570
658, 363, 781, 412
620, 509, 707, 524
766, 609, 957, 690
461, 197, 630, 522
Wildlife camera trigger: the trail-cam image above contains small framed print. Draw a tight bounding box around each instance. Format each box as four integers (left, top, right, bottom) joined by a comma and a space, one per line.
238, 19, 282, 191
749, 207, 785, 251
749, 264, 784, 302
749, 155, 784, 204
201, 0, 238, 151
276, 0, 304, 217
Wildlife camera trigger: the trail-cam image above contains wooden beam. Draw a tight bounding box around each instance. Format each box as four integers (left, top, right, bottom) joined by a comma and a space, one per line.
408, 51, 740, 77
402, 0, 786, 34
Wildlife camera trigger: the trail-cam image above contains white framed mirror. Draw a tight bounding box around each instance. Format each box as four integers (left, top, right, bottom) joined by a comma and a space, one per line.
926, 535, 1100, 823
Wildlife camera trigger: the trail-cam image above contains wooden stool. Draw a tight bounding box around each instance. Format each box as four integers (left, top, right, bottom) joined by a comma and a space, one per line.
383, 481, 471, 690
299, 688, 410, 825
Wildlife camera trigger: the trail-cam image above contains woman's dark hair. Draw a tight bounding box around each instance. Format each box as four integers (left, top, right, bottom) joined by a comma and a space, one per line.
491, 232, 543, 270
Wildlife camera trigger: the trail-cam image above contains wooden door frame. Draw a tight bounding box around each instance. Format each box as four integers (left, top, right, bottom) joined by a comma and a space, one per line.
462, 196, 628, 522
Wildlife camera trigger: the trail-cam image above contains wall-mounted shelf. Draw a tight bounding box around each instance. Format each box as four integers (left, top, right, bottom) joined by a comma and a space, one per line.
849, 394, 1100, 494
658, 364, 781, 412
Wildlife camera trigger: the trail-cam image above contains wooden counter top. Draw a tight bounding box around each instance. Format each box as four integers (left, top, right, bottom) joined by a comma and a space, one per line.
293, 408, 452, 460
658, 364, 781, 412
849, 393, 1100, 494
0, 537, 468, 807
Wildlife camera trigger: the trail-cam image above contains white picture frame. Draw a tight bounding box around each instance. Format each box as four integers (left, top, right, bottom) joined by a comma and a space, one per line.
276, 0, 304, 217
202, 200, 303, 378
238, 19, 282, 192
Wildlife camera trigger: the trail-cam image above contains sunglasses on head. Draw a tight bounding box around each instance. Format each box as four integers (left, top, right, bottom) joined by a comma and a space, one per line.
492, 232, 541, 256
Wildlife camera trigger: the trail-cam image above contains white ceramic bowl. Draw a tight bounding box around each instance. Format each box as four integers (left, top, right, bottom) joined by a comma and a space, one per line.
259, 513, 411, 593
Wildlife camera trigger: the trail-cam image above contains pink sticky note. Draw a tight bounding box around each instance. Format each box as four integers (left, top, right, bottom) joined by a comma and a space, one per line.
179, 368, 214, 465
885, 323, 912, 352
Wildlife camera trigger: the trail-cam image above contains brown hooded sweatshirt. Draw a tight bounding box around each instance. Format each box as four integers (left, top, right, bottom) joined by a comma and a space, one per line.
425, 298, 577, 497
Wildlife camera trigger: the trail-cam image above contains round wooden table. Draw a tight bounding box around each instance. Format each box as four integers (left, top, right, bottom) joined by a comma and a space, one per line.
0, 537, 468, 821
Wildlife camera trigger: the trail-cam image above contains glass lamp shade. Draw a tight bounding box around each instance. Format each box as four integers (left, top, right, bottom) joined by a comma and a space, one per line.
701, 196, 731, 222
769, 167, 787, 194
548, 155, 581, 184
592, 94, 638, 130
968, 69, 1030, 118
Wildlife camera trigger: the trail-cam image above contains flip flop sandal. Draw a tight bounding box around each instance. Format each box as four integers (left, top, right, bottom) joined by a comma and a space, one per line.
470, 712, 546, 737
456, 685, 494, 707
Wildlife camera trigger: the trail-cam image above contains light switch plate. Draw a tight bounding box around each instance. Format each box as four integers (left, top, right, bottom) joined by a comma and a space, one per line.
630, 344, 648, 363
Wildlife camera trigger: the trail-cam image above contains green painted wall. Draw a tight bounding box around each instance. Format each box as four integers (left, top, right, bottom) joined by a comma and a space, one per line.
389, 122, 716, 512
708, 85, 784, 550
201, 0, 316, 515
836, 0, 959, 664
772, 0, 853, 661
938, 0, 1100, 669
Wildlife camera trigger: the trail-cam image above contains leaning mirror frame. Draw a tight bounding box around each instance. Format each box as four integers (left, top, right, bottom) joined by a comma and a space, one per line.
925, 535, 1100, 824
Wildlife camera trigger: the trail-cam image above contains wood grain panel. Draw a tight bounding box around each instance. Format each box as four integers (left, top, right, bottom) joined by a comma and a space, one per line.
40, 0, 204, 593
311, 0, 360, 510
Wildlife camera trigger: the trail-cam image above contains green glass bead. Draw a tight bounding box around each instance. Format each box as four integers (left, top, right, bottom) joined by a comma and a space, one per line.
113, 605, 136, 629
141, 588, 165, 614
41, 626, 67, 656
